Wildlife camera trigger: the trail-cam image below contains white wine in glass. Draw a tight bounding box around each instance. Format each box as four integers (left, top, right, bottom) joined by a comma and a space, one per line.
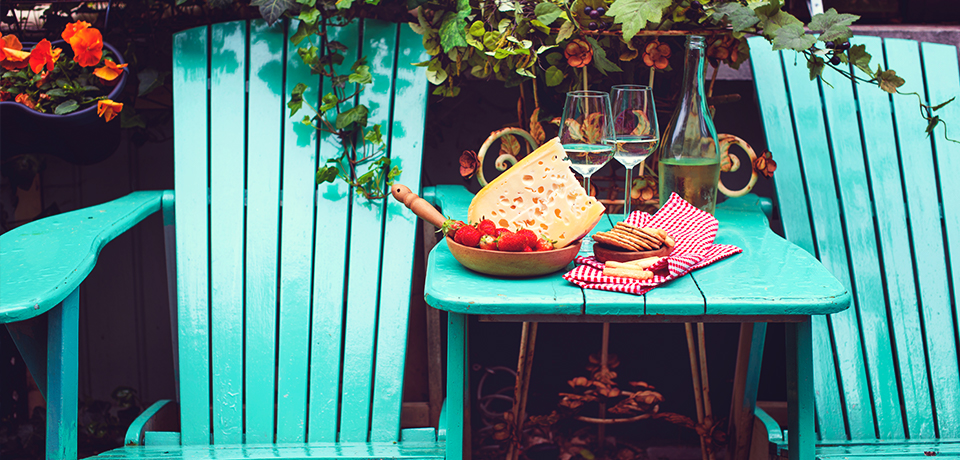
610, 85, 659, 218
558, 90, 616, 194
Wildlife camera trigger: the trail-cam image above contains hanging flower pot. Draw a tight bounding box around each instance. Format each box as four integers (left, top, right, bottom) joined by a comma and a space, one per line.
1, 23, 128, 165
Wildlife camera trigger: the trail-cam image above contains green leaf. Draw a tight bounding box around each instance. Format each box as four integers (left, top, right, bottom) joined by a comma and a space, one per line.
120, 106, 146, 129
482, 31, 499, 51
808, 8, 858, 43
439, 0, 471, 52
250, 0, 294, 25
297, 7, 320, 25
288, 82, 307, 116
54, 99, 79, 115
320, 92, 339, 112
709, 2, 759, 33
296, 0, 315, 6
136, 68, 169, 96
606, 0, 672, 41
754, 3, 802, 39
349, 65, 372, 84
425, 66, 448, 85
336, 104, 369, 129
46, 88, 67, 97
335, 0, 354, 8
875, 68, 905, 93
290, 20, 318, 45
556, 20, 576, 42
846, 44, 873, 76
364, 124, 384, 145
585, 37, 623, 75
925, 115, 941, 135
545, 52, 563, 66
534, 3, 563, 25
297, 44, 320, 68
469, 21, 486, 37
771, 23, 816, 51
807, 55, 825, 80
316, 165, 339, 184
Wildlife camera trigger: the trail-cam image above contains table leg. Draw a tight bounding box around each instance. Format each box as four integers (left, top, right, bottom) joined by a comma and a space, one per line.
447, 311, 468, 460
786, 318, 814, 460
728, 322, 766, 460
47, 288, 80, 460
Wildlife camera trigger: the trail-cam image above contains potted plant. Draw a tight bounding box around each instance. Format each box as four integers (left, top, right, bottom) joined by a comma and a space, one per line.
1, 21, 128, 165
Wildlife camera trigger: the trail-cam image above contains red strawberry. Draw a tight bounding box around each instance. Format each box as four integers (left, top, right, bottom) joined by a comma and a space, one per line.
497, 232, 528, 252
478, 234, 498, 251
440, 219, 466, 239
493, 227, 512, 238
523, 246, 533, 252
535, 239, 554, 251
515, 228, 539, 249
454, 225, 482, 247
477, 219, 497, 236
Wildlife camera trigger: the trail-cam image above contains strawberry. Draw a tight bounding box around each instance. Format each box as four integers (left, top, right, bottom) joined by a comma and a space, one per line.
515, 228, 539, 249
440, 219, 466, 239
478, 234, 498, 251
454, 225, 482, 247
497, 232, 528, 252
494, 227, 512, 238
477, 219, 497, 236
535, 238, 554, 251
523, 246, 533, 252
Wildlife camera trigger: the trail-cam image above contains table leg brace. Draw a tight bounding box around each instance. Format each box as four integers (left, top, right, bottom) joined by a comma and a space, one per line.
786, 318, 814, 460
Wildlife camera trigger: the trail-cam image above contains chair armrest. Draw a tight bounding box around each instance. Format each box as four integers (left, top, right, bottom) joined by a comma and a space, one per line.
0, 190, 169, 323
437, 398, 447, 441
421, 185, 474, 223
124, 399, 179, 446
754, 405, 784, 444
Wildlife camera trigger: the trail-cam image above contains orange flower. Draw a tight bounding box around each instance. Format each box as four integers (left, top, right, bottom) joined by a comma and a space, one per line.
642, 40, 671, 70
0, 90, 12, 101
68, 27, 103, 67
564, 39, 593, 68
1, 33, 30, 70
15, 92, 37, 109
61, 21, 92, 43
97, 99, 123, 122
36, 70, 54, 88
29, 39, 61, 74
93, 58, 127, 81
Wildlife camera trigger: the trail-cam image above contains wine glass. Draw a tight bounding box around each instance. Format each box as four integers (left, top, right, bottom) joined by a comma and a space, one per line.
610, 85, 659, 219
558, 90, 616, 195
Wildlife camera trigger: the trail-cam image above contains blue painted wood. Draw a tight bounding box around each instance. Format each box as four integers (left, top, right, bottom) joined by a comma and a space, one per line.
785, 319, 813, 460
172, 24, 212, 445
446, 312, 467, 460
5, 316, 47, 398
46, 289, 79, 460
307, 20, 356, 444
371, 23, 432, 443
90, 443, 446, 458
209, 20, 247, 445
124, 399, 174, 445
244, 18, 286, 444
0, 191, 164, 323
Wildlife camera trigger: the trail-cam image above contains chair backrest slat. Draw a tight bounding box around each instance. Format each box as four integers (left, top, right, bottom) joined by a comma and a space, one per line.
339, 20, 398, 443
370, 24, 431, 443
244, 19, 285, 443
306, 21, 359, 444
173, 18, 428, 446
750, 35, 960, 442
209, 20, 248, 445
173, 24, 213, 445
275, 22, 323, 443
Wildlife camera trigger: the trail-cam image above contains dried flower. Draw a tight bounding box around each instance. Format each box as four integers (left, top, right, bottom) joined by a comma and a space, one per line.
753, 151, 777, 177
643, 40, 671, 69
459, 150, 480, 178
564, 39, 593, 68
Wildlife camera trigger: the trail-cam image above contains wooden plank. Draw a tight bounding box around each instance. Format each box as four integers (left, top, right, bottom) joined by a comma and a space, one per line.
46, 289, 79, 460
371, 21, 431, 442
340, 18, 394, 442
307, 20, 357, 444
921, 40, 960, 439
849, 35, 933, 440
172, 24, 212, 445
446, 312, 468, 460
244, 18, 285, 443
275, 18, 321, 443
781, 47, 873, 441
819, 52, 903, 440
884, 38, 960, 437
208, 20, 246, 445
92, 443, 446, 458
785, 319, 814, 460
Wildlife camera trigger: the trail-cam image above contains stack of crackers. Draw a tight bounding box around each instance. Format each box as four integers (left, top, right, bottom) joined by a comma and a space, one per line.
593, 223, 676, 252
602, 257, 662, 280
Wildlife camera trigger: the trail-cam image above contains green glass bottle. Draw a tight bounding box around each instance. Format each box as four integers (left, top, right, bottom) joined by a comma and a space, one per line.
657, 35, 721, 214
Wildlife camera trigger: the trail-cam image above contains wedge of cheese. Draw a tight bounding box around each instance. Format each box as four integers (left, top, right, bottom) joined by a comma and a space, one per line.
468, 137, 605, 248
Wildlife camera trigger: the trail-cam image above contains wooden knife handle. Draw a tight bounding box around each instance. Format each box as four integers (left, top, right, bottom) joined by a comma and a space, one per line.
391, 184, 448, 229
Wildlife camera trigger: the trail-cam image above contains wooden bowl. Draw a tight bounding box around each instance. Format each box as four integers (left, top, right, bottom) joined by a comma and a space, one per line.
445, 237, 582, 277
592, 243, 671, 263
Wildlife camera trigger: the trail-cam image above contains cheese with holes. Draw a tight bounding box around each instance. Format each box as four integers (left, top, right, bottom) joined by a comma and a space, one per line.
468, 137, 605, 248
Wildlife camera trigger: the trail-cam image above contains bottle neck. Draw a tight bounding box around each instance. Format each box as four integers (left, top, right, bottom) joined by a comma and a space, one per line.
678, 38, 707, 114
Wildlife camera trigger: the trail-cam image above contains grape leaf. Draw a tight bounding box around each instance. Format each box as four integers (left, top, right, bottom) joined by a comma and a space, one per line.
807, 55, 825, 80
925, 115, 941, 135
931, 97, 955, 111
709, 2, 759, 33
846, 44, 873, 76
556, 20, 576, 43
875, 68, 904, 93
585, 37, 623, 75
808, 8, 858, 43
534, 3, 563, 26
250, 0, 294, 25
754, 2, 802, 39
545, 66, 564, 87
606, 0, 672, 41
771, 23, 816, 51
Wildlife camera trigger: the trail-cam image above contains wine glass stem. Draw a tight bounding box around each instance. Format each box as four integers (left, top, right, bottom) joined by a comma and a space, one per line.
623, 164, 632, 219
584, 175, 591, 197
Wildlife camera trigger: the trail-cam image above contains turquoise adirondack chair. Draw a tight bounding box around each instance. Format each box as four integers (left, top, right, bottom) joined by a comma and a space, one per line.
741, 36, 960, 459
0, 18, 467, 459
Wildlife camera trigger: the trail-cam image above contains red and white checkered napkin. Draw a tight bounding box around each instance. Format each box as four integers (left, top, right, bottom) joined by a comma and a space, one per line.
562, 193, 743, 295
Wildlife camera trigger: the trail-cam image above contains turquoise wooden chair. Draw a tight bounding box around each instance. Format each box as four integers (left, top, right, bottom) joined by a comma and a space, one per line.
0, 18, 466, 459
741, 36, 960, 459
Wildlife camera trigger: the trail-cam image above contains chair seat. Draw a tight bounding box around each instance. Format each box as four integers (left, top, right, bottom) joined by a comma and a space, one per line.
92, 442, 446, 459
773, 439, 960, 459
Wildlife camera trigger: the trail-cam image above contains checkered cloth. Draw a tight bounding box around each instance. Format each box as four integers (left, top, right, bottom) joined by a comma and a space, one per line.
562, 193, 742, 295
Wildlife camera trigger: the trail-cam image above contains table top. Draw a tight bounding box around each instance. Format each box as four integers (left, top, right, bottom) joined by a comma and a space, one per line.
423, 194, 850, 322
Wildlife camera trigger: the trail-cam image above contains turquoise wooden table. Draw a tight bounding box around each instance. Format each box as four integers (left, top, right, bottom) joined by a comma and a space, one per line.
422, 185, 850, 460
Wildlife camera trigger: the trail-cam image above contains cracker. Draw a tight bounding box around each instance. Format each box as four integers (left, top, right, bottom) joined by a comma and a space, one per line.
594, 232, 642, 251
603, 265, 654, 280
